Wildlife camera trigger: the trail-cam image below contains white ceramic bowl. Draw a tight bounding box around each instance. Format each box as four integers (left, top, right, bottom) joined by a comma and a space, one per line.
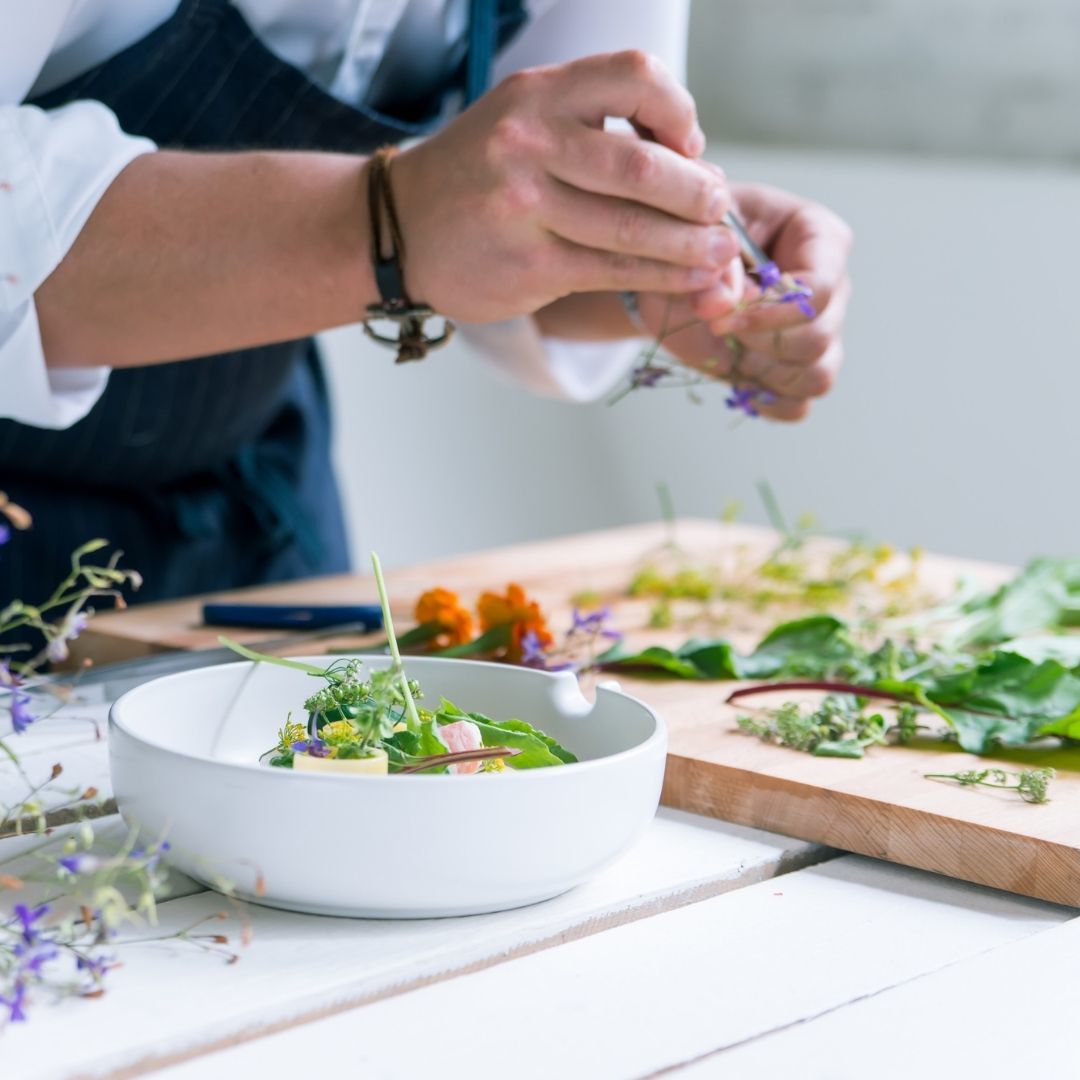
109, 656, 666, 917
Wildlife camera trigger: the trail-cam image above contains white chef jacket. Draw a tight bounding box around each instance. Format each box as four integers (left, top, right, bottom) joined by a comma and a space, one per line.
0, 0, 690, 429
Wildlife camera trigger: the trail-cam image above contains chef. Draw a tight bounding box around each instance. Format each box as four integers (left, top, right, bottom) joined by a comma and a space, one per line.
0, 1, 852, 604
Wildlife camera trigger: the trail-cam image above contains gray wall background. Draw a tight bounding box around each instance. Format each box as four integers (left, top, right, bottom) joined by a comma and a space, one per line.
322, 0, 1080, 571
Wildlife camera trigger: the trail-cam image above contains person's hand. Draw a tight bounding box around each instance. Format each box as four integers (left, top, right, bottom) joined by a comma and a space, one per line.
391, 51, 741, 323
634, 182, 853, 421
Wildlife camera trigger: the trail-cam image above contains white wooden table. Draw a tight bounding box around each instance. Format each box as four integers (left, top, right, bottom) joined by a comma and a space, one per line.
3, 699, 1076, 1080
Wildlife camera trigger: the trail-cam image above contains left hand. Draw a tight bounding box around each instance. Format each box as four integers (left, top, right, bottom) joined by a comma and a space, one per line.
634, 181, 853, 421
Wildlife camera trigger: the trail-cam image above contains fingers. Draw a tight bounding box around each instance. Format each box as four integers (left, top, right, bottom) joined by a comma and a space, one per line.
733, 340, 844, 401
546, 183, 740, 269
733, 277, 851, 363
560, 50, 704, 156
558, 238, 724, 295
726, 199, 854, 334
549, 127, 729, 225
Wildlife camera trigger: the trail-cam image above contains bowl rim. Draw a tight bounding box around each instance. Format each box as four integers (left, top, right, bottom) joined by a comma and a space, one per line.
109, 654, 667, 784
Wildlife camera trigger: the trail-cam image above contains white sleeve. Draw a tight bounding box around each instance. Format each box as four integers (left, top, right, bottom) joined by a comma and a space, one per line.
0, 101, 156, 429
460, 0, 691, 401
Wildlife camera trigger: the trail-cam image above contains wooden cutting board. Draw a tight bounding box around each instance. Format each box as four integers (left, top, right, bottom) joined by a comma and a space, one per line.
76, 520, 1080, 907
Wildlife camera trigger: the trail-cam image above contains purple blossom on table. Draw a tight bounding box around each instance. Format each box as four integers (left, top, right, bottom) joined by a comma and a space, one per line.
0, 981, 28, 1022
11, 903, 49, 945
8, 686, 36, 734
76, 951, 115, 985
520, 628, 574, 672
13, 942, 59, 975
45, 609, 90, 664
58, 853, 103, 875
568, 606, 623, 643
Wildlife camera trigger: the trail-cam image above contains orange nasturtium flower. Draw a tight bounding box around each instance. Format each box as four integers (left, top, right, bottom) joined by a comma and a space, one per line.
477, 583, 554, 664
415, 587, 475, 648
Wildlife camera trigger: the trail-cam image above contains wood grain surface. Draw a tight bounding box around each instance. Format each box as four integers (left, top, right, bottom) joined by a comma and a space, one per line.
76, 520, 1080, 906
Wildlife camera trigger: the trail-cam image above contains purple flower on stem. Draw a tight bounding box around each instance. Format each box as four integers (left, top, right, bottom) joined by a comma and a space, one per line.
520, 629, 574, 672
76, 952, 114, 984
45, 608, 90, 664
755, 261, 782, 290
12, 903, 49, 945
9, 688, 36, 734
569, 607, 623, 642
780, 288, 816, 319
14, 942, 59, 975
630, 364, 668, 390
291, 738, 331, 758
0, 981, 28, 1022
726, 386, 764, 418
58, 853, 103, 875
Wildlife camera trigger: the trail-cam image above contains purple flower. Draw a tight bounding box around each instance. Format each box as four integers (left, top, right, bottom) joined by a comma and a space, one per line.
780, 289, 816, 318
58, 853, 102, 875
520, 629, 549, 667
291, 738, 331, 758
0, 981, 28, 1022
9, 688, 36, 734
569, 607, 623, 642
76, 952, 114, 984
12, 903, 49, 945
45, 608, 90, 664
726, 386, 764, 417
14, 942, 59, 975
630, 363, 668, 390
0, 523, 10, 546
755, 261, 782, 289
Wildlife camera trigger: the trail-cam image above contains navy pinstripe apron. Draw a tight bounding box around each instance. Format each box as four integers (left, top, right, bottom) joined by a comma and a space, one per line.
0, 0, 525, 604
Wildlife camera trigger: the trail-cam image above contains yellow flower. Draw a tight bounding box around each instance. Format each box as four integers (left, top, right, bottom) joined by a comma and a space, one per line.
477, 583, 554, 664
276, 721, 308, 753
415, 587, 475, 648
319, 720, 357, 743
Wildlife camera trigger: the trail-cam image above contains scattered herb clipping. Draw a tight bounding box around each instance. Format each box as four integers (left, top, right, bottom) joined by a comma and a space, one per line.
924, 768, 1056, 804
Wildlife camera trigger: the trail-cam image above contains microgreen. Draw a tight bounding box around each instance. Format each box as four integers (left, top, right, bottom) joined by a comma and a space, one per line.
924, 768, 1055, 803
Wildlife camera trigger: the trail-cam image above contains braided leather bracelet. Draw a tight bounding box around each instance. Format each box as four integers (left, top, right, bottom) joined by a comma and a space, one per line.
362, 147, 454, 363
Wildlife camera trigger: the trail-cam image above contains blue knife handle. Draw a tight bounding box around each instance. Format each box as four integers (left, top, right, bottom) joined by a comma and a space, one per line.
202, 603, 384, 631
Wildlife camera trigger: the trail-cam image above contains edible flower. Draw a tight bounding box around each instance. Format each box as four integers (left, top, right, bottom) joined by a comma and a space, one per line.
415, 588, 474, 648
290, 738, 332, 758
477, 584, 554, 664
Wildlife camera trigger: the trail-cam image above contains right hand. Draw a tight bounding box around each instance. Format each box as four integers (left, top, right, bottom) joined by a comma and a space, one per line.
391, 51, 739, 323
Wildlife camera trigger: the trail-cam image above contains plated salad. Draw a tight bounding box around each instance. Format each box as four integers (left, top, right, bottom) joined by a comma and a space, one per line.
226, 554, 577, 777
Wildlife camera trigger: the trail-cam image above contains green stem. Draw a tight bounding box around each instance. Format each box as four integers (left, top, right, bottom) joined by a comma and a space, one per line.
370, 552, 421, 731
218, 636, 328, 676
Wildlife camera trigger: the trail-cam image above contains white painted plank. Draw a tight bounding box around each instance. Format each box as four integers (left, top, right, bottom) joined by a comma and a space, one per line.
0, 817, 205, 905
1, 704, 113, 837
5, 810, 824, 1080
146, 856, 1071, 1080
675, 909, 1080, 1079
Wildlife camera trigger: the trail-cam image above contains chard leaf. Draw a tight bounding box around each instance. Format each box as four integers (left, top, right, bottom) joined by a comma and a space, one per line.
436, 699, 573, 768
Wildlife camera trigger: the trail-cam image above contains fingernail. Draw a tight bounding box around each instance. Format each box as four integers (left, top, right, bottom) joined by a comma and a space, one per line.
708, 187, 727, 221
689, 267, 719, 287
709, 229, 738, 266
687, 128, 706, 156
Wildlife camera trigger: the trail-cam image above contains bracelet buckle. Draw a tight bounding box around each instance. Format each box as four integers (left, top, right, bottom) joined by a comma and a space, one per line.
362, 303, 455, 363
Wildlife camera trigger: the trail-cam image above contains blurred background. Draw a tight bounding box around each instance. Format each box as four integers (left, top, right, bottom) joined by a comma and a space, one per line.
323, 0, 1080, 570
